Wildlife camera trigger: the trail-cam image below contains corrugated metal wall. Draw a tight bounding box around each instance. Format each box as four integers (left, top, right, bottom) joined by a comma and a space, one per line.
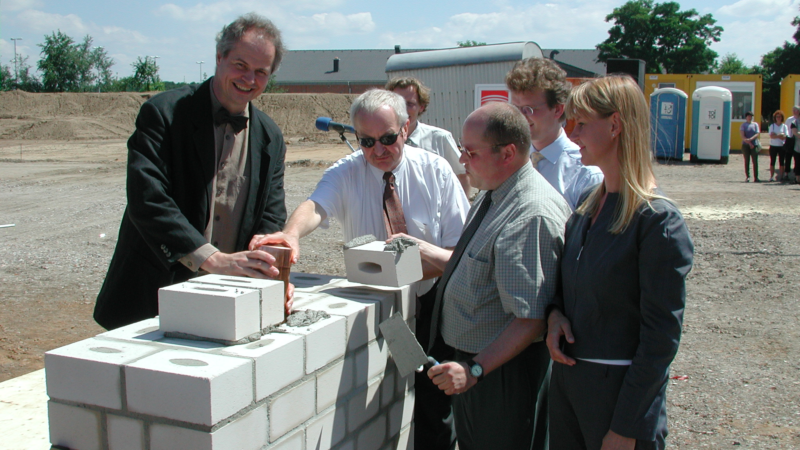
388, 61, 517, 142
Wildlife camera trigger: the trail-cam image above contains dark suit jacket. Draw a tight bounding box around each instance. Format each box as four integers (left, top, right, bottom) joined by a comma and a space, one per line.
94, 79, 287, 330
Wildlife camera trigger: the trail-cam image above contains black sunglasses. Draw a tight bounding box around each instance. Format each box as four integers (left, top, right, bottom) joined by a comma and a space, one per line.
357, 132, 400, 148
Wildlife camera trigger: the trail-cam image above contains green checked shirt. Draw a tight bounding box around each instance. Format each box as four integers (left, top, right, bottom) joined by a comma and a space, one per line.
440, 162, 572, 354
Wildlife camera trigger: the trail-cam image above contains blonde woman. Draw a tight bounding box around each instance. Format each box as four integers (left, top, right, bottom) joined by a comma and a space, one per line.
546, 76, 694, 450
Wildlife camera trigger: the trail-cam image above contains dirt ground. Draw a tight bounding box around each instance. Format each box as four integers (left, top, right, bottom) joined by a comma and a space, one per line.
1, 92, 799, 448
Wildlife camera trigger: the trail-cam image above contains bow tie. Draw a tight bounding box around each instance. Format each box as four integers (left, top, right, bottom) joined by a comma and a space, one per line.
214, 108, 249, 133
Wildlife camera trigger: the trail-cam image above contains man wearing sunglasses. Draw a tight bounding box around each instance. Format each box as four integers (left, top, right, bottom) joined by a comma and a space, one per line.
505, 58, 602, 210
251, 88, 469, 450
386, 77, 471, 196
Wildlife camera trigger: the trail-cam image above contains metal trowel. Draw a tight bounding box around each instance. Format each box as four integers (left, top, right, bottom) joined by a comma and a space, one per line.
379, 313, 439, 378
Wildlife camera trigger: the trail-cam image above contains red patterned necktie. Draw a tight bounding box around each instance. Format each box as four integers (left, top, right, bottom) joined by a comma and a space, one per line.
383, 172, 408, 235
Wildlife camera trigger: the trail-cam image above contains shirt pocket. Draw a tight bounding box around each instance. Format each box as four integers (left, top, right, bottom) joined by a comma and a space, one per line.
461, 253, 495, 308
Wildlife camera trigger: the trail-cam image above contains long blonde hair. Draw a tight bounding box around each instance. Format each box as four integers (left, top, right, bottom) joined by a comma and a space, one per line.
566, 75, 665, 234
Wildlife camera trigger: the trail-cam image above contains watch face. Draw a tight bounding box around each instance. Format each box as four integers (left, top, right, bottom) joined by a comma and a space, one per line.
470, 363, 483, 377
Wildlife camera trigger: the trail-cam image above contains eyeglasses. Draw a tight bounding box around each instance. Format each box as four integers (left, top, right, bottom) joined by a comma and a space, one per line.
515, 103, 548, 116
357, 132, 400, 148
460, 142, 511, 159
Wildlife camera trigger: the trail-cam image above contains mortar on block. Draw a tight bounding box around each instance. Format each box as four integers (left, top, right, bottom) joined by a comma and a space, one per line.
343, 236, 423, 287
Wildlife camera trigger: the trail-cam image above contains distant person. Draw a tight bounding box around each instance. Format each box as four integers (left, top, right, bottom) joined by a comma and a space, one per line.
94, 13, 292, 330
785, 106, 800, 182
252, 88, 469, 450
547, 75, 694, 450
505, 57, 603, 210
740, 111, 761, 182
426, 101, 571, 450
768, 110, 788, 182
386, 76, 471, 195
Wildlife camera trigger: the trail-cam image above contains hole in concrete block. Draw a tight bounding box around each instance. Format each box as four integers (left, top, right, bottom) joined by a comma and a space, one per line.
219, 278, 252, 284
339, 289, 371, 297
169, 358, 209, 367
328, 302, 348, 309
358, 262, 383, 274
246, 339, 275, 349
294, 275, 319, 280
136, 326, 159, 334
90, 347, 123, 354
191, 286, 228, 292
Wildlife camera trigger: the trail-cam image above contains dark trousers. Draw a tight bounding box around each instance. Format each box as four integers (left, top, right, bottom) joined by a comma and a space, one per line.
742, 143, 759, 180
415, 285, 456, 450
451, 341, 550, 450
783, 140, 795, 174
794, 151, 800, 177
550, 361, 666, 450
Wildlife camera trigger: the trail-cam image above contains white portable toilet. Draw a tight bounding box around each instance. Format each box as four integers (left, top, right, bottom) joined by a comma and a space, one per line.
690, 86, 732, 164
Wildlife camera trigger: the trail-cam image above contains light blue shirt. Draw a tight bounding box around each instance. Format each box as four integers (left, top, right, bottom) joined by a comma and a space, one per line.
532, 129, 604, 210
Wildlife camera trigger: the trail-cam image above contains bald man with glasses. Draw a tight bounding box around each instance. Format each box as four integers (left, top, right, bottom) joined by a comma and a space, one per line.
505, 58, 602, 210
253, 88, 469, 450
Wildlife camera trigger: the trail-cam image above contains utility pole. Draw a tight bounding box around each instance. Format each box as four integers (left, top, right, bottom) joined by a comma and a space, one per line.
94, 46, 104, 92
196, 61, 204, 82
10, 38, 22, 85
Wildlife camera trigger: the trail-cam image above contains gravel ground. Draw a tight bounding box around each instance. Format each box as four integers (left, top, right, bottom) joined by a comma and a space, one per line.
1, 142, 799, 448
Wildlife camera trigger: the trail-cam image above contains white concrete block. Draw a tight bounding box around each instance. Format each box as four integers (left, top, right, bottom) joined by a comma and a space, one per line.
392, 424, 413, 450
281, 315, 346, 374
348, 376, 382, 433
125, 349, 252, 426
159, 283, 261, 342
357, 415, 387, 450
316, 358, 354, 412
189, 274, 285, 329
48, 401, 101, 450
221, 333, 304, 401
107, 415, 145, 450
355, 339, 389, 387
291, 291, 327, 310
397, 370, 414, 398
333, 281, 413, 322
98, 317, 163, 341
344, 241, 422, 287
336, 439, 356, 450
305, 407, 346, 450
268, 378, 316, 442
150, 404, 268, 450
321, 286, 396, 327
381, 368, 396, 408
298, 295, 377, 351
388, 392, 415, 439
45, 338, 158, 409
290, 272, 344, 292
266, 426, 304, 450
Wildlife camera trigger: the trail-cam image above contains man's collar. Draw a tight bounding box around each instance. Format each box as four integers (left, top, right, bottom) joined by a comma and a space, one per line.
490, 162, 534, 203
532, 128, 573, 162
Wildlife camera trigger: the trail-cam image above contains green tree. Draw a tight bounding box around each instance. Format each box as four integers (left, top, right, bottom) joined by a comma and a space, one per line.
596, 0, 723, 74
263, 74, 285, 93
0, 65, 13, 91
759, 15, 800, 117
457, 40, 486, 47
130, 56, 163, 92
37, 31, 114, 92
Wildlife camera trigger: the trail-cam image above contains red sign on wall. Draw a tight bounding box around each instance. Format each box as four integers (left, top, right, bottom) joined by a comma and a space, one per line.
480, 90, 510, 106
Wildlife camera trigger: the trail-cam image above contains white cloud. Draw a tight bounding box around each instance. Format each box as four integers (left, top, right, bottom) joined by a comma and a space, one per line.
0, 0, 43, 12
379, 1, 614, 49
717, 0, 797, 17
16, 10, 90, 34
101, 26, 149, 45
156, 3, 237, 22
156, 0, 345, 22
712, 17, 797, 65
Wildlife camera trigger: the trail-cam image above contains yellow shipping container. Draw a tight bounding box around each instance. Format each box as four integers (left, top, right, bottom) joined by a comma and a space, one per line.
780, 75, 800, 116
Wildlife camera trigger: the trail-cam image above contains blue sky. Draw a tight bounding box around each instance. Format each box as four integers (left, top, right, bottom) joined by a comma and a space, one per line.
1, 0, 798, 83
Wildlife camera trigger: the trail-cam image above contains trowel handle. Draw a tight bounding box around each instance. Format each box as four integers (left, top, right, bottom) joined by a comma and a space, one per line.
415, 356, 440, 373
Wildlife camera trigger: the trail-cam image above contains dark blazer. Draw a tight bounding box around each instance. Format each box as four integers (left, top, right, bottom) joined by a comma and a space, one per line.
94, 79, 287, 330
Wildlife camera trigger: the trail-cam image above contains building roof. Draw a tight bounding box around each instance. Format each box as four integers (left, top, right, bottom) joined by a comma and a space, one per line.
385, 42, 543, 72
273, 49, 402, 85
543, 49, 605, 76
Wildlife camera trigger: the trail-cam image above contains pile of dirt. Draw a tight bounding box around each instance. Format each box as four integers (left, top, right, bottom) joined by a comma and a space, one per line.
0, 90, 356, 143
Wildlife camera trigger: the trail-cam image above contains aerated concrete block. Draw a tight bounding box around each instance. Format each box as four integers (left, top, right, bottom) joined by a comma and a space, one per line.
149, 404, 268, 450
388, 392, 415, 439
317, 358, 355, 412
280, 315, 346, 373
355, 339, 389, 387
188, 274, 285, 329
221, 333, 304, 400
268, 378, 316, 442
291, 291, 327, 310
343, 241, 422, 287
48, 401, 101, 450
267, 426, 304, 450
125, 349, 252, 426
321, 286, 396, 325
290, 272, 344, 292
357, 415, 387, 450
45, 338, 158, 409
98, 317, 163, 342
159, 283, 261, 342
107, 414, 145, 450
306, 407, 347, 450
333, 280, 414, 321
348, 376, 382, 433
298, 295, 378, 351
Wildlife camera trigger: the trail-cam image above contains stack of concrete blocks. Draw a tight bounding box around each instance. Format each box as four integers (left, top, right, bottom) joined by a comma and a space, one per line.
45, 272, 416, 450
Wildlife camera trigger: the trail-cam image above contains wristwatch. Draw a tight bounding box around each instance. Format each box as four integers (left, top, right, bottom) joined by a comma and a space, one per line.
466, 359, 484, 382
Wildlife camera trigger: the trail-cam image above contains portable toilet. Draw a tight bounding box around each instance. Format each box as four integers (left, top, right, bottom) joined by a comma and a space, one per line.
650, 88, 688, 160
690, 86, 732, 164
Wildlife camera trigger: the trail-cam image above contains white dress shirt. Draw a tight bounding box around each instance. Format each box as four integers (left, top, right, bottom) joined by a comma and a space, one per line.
406, 121, 465, 175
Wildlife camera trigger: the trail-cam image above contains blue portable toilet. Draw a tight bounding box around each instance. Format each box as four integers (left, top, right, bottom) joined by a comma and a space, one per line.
650, 88, 688, 160
690, 86, 732, 164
